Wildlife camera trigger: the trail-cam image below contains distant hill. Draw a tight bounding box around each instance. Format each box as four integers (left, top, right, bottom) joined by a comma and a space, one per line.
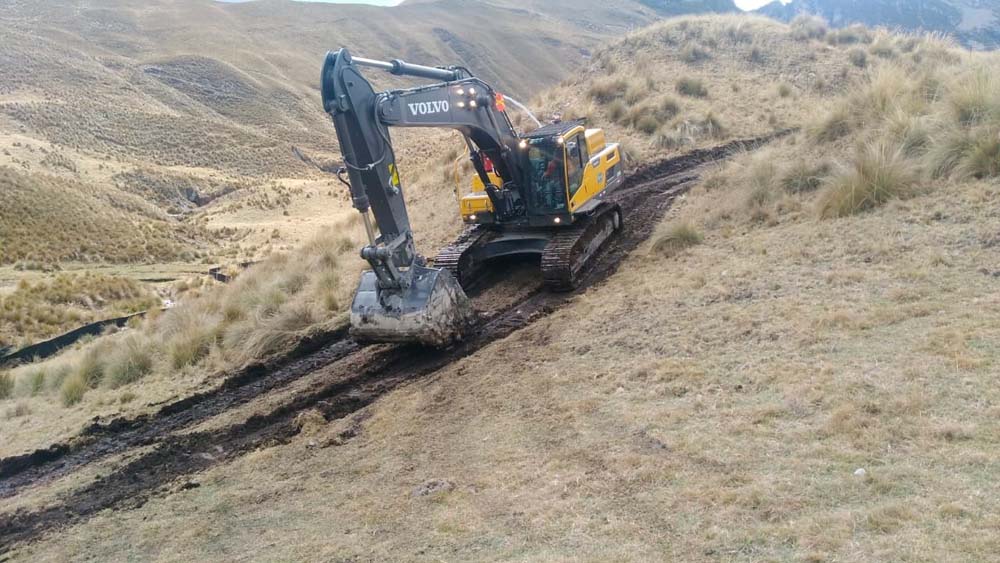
756, 0, 1000, 49
0, 0, 741, 266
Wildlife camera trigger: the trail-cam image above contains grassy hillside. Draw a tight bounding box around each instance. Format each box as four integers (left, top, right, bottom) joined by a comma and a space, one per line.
0, 0, 675, 268
5, 12, 1000, 562
758, 0, 1000, 50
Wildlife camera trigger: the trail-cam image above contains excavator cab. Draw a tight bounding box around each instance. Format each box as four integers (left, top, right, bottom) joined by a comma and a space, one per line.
459, 122, 623, 225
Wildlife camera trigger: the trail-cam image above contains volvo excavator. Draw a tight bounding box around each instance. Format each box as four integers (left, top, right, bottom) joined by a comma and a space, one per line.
321, 49, 624, 346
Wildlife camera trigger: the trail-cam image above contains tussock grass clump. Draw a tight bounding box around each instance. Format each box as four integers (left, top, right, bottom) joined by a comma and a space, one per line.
106, 334, 156, 388
60, 373, 87, 406
848, 48, 868, 68
790, 14, 827, 41
77, 345, 106, 389
680, 44, 711, 64
588, 78, 628, 103
651, 223, 703, 257
607, 100, 627, 122
676, 77, 708, 98
782, 160, 831, 194
827, 24, 873, 45
810, 103, 854, 143
946, 70, 1000, 126
0, 372, 13, 400
819, 142, 918, 218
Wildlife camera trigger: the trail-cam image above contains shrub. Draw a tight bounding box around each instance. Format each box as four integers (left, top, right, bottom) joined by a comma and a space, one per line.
0, 371, 12, 400
849, 48, 868, 68
60, 373, 87, 406
819, 142, 917, 218
652, 223, 703, 257
778, 83, 792, 98
105, 334, 155, 388
676, 77, 708, 98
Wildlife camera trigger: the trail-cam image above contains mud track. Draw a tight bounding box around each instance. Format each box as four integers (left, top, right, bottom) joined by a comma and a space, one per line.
0, 134, 783, 553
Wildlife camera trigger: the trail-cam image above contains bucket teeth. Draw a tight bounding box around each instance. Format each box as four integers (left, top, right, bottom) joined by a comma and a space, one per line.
349, 266, 475, 346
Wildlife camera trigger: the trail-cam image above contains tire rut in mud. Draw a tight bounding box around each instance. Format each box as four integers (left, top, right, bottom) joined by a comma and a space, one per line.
0, 134, 781, 553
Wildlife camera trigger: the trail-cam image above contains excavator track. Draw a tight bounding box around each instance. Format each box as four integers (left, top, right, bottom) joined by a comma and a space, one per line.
541, 203, 623, 291
432, 224, 495, 289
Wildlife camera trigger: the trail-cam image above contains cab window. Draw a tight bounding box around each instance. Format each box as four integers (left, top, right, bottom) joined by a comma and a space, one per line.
566, 134, 587, 196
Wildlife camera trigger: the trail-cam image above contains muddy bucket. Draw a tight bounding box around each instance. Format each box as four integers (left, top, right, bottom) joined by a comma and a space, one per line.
349, 266, 475, 346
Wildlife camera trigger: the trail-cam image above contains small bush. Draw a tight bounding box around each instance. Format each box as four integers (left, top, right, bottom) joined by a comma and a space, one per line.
652, 223, 703, 257
0, 371, 13, 400
676, 77, 708, 98
749, 45, 765, 64
819, 142, 917, 218
849, 48, 868, 68
61, 373, 87, 406
778, 83, 792, 98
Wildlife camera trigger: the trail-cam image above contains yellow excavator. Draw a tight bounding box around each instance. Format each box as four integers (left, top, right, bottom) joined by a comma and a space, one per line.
321, 49, 624, 346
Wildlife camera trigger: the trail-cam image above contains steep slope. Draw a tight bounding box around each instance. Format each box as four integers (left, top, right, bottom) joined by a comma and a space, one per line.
757, 0, 1000, 49
7, 14, 999, 560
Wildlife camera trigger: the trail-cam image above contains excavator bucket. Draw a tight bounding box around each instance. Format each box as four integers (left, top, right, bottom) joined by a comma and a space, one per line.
349, 266, 475, 346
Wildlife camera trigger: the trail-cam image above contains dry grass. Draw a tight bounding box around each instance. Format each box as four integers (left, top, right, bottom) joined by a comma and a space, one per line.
6, 15, 1000, 563
651, 222, 703, 257
0, 271, 160, 348
2, 220, 364, 417
819, 141, 919, 218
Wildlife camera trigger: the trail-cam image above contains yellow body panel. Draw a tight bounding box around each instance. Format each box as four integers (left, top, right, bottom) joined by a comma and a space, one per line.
458, 126, 620, 222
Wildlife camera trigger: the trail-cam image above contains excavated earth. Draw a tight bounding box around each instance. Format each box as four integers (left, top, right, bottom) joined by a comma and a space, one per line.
0, 135, 782, 554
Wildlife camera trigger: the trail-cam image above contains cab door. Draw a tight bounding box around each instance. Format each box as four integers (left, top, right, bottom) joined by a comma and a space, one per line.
566, 133, 588, 198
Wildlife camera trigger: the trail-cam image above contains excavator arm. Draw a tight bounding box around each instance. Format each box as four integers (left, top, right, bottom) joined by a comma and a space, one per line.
320, 48, 525, 345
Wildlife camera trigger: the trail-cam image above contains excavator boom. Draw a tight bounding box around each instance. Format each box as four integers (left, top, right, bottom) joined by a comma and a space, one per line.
321, 49, 524, 345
